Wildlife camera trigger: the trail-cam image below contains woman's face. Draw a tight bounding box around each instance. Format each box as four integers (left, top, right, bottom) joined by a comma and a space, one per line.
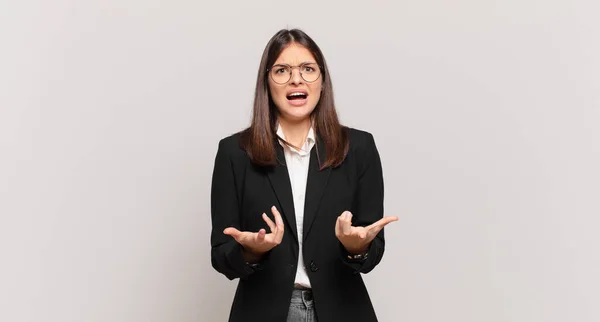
268, 43, 323, 123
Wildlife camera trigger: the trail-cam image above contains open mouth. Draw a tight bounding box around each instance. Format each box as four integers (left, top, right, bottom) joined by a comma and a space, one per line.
286, 92, 308, 100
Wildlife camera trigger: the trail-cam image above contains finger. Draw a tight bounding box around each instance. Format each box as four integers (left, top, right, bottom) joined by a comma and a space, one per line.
358, 228, 367, 239
223, 227, 241, 238
271, 206, 284, 242
262, 213, 276, 233
256, 228, 266, 243
335, 215, 342, 237
224, 227, 248, 244
340, 211, 352, 236
366, 217, 399, 239
366, 216, 398, 231
272, 206, 283, 229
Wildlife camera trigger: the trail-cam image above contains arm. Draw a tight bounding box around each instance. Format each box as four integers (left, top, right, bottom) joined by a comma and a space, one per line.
210, 139, 256, 280
340, 132, 388, 274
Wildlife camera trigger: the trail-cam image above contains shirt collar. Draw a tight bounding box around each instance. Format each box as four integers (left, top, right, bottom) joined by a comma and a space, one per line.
276, 123, 315, 151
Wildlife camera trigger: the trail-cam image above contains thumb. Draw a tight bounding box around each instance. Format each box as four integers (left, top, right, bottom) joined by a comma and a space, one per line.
223, 227, 241, 239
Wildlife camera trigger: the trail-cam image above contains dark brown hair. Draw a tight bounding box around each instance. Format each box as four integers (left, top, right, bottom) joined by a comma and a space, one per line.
240, 29, 349, 169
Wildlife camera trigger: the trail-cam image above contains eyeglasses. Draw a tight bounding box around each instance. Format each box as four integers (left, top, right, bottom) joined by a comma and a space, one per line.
267, 62, 322, 84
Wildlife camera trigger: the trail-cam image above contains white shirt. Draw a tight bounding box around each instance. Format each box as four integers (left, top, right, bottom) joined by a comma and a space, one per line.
276, 124, 315, 288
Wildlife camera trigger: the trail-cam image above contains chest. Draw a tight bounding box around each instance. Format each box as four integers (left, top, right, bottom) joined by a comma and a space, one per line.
237, 160, 357, 234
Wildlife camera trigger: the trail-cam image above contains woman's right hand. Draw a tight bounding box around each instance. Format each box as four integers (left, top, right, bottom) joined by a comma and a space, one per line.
223, 206, 284, 263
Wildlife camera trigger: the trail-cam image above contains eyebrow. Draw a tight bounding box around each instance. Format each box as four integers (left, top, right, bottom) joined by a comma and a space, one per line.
273, 61, 317, 66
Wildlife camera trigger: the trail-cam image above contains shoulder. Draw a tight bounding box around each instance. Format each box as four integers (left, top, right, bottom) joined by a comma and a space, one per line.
215, 130, 247, 159
341, 126, 381, 170
340, 127, 383, 176
343, 126, 377, 152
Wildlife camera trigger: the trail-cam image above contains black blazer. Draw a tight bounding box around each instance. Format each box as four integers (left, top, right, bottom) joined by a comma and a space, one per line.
210, 127, 387, 322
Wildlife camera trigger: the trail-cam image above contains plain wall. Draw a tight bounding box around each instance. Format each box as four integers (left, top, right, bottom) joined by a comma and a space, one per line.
1, 0, 599, 321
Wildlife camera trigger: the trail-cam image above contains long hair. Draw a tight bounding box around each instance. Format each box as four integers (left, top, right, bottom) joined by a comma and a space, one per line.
240, 29, 348, 169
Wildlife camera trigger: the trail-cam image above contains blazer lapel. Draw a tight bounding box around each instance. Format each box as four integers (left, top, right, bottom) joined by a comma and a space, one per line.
303, 136, 331, 242
266, 143, 298, 243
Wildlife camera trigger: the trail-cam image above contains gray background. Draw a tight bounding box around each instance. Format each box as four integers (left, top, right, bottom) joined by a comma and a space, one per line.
1, 0, 599, 321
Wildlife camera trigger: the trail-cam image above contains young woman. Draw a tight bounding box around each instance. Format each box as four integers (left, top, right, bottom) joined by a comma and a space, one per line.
210, 28, 398, 322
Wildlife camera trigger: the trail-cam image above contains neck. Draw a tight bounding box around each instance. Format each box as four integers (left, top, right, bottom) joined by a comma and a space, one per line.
278, 117, 311, 148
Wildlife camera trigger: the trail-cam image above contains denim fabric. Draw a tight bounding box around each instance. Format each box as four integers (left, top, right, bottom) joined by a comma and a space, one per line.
286, 289, 317, 322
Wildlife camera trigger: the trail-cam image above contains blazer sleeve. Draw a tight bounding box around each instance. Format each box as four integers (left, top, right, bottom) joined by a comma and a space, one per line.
210, 138, 257, 280
341, 132, 386, 274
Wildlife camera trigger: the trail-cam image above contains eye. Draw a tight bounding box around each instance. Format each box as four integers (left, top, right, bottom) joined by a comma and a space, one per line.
302, 64, 318, 73
273, 66, 290, 75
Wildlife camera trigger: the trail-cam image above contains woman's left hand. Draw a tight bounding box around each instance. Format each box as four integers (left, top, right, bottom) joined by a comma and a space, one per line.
335, 211, 398, 255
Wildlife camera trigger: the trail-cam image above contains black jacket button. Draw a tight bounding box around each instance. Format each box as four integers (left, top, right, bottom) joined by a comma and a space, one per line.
309, 261, 318, 272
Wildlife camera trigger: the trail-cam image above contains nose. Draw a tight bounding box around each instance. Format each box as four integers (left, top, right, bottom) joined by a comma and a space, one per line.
289, 67, 303, 85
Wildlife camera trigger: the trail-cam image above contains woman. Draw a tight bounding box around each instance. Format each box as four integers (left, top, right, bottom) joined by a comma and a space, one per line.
210, 29, 398, 322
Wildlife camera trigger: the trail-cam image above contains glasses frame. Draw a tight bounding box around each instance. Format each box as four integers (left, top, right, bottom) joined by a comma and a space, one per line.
267, 62, 323, 84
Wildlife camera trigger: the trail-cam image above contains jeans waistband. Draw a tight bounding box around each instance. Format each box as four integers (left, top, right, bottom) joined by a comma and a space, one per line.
290, 288, 314, 306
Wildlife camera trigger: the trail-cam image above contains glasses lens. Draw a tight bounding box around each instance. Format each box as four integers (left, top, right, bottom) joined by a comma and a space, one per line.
301, 63, 320, 82
270, 64, 321, 83
270, 65, 291, 84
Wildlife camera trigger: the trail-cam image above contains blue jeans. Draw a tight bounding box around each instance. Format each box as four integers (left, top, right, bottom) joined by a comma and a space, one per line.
286, 289, 317, 322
